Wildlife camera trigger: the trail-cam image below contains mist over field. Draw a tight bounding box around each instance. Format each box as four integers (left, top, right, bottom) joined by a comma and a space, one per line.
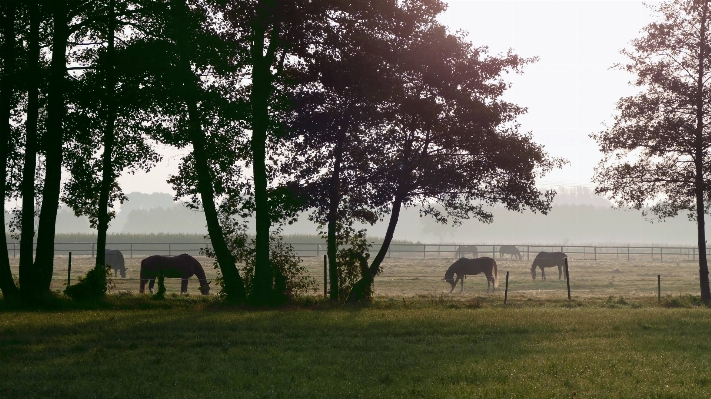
38, 187, 704, 245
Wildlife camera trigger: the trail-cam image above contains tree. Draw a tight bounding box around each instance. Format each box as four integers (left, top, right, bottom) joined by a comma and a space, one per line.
17, 0, 44, 302
284, 2, 399, 300
340, 1, 561, 302
592, 0, 711, 301
0, 0, 21, 300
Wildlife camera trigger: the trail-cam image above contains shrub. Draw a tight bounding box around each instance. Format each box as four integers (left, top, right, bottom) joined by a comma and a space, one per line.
204, 218, 316, 303
152, 271, 166, 300
64, 265, 114, 302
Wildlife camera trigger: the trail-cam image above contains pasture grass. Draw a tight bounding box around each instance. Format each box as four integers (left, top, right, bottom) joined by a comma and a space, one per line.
2, 295, 711, 398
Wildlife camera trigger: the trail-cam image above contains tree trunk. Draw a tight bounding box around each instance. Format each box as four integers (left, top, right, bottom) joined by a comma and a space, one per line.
96, 0, 117, 272
250, 19, 273, 305
171, 0, 246, 302
34, 0, 69, 294
0, 0, 20, 300
695, 0, 711, 302
346, 191, 404, 303
327, 138, 343, 301
19, 0, 40, 300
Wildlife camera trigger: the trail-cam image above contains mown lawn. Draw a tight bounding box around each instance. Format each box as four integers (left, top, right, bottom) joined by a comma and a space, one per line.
1, 297, 710, 399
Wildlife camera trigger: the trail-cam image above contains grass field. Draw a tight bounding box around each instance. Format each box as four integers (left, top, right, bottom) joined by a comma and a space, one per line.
1, 297, 711, 399
17, 252, 703, 300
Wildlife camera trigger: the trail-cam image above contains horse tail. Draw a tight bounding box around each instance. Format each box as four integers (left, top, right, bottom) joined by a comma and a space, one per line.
493, 259, 498, 288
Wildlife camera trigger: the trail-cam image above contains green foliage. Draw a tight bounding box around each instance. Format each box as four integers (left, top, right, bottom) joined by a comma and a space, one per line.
64, 265, 114, 302
152, 271, 166, 300
329, 225, 377, 301
205, 218, 316, 303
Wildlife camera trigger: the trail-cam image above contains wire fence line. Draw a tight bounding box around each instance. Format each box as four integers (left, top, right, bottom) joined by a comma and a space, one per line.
5, 242, 711, 262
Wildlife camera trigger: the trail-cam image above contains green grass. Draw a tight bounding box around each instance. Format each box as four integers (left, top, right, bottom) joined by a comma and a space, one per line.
1, 296, 711, 398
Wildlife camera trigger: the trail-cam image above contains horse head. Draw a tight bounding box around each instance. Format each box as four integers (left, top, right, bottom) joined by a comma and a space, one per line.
443, 275, 456, 289
119, 268, 126, 279
199, 280, 211, 295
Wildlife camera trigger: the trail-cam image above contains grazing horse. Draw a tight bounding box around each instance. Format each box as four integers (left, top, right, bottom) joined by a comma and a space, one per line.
139, 254, 210, 295
499, 245, 522, 260
531, 252, 567, 280
105, 249, 126, 278
455, 245, 478, 259
443, 257, 498, 293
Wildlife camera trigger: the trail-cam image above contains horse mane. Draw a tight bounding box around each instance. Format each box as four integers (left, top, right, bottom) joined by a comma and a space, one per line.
444, 258, 465, 279
183, 254, 208, 284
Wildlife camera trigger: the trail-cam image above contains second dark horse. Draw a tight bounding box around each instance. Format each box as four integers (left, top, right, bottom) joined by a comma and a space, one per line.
499, 245, 522, 260
139, 254, 210, 295
443, 257, 498, 293
531, 251, 567, 280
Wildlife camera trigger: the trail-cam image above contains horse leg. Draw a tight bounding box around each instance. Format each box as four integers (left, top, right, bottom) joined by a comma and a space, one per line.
148, 278, 155, 294
541, 268, 546, 280
181, 278, 188, 295
460, 276, 464, 293
139, 279, 146, 294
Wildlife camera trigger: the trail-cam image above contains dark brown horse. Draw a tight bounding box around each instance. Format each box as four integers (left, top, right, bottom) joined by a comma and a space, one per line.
139, 254, 210, 295
499, 245, 522, 260
443, 257, 498, 293
531, 252, 567, 280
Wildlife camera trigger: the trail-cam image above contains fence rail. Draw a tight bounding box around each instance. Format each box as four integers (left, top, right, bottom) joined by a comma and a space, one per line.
6, 242, 711, 262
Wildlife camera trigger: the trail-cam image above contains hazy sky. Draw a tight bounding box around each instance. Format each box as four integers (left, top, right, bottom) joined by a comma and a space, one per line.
118, 1, 658, 196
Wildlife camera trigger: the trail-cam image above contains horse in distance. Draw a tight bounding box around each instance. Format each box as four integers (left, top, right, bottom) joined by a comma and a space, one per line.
531, 251, 567, 280
105, 249, 126, 278
499, 245, 522, 260
443, 257, 498, 293
455, 245, 478, 259
139, 254, 210, 295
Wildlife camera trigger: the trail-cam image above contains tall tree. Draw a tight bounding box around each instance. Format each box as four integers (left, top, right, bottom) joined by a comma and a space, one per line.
17, 0, 43, 301
340, 1, 561, 302
32, 0, 71, 295
0, 0, 21, 300
592, 0, 711, 301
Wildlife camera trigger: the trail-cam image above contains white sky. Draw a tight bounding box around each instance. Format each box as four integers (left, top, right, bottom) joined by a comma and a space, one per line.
117, 1, 658, 196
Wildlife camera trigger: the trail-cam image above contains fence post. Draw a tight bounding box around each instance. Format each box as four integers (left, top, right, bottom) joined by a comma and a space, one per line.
168, 243, 171, 256
658, 275, 661, 303
652, 246, 654, 261
594, 246, 597, 261
130, 243, 133, 258
323, 255, 328, 298
423, 245, 426, 259
628, 246, 630, 262
504, 271, 510, 305
67, 252, 72, 287
13, 243, 15, 258
527, 245, 530, 260
565, 257, 571, 300
91, 243, 95, 258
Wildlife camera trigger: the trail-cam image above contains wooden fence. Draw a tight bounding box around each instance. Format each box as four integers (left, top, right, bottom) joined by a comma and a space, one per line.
5, 242, 710, 262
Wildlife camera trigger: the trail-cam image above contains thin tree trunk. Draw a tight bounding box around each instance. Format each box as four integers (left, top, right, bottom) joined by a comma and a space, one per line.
34, 0, 69, 294
327, 137, 343, 301
96, 0, 117, 272
250, 18, 273, 305
171, 0, 246, 302
0, 0, 20, 300
695, 0, 711, 302
19, 0, 40, 299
